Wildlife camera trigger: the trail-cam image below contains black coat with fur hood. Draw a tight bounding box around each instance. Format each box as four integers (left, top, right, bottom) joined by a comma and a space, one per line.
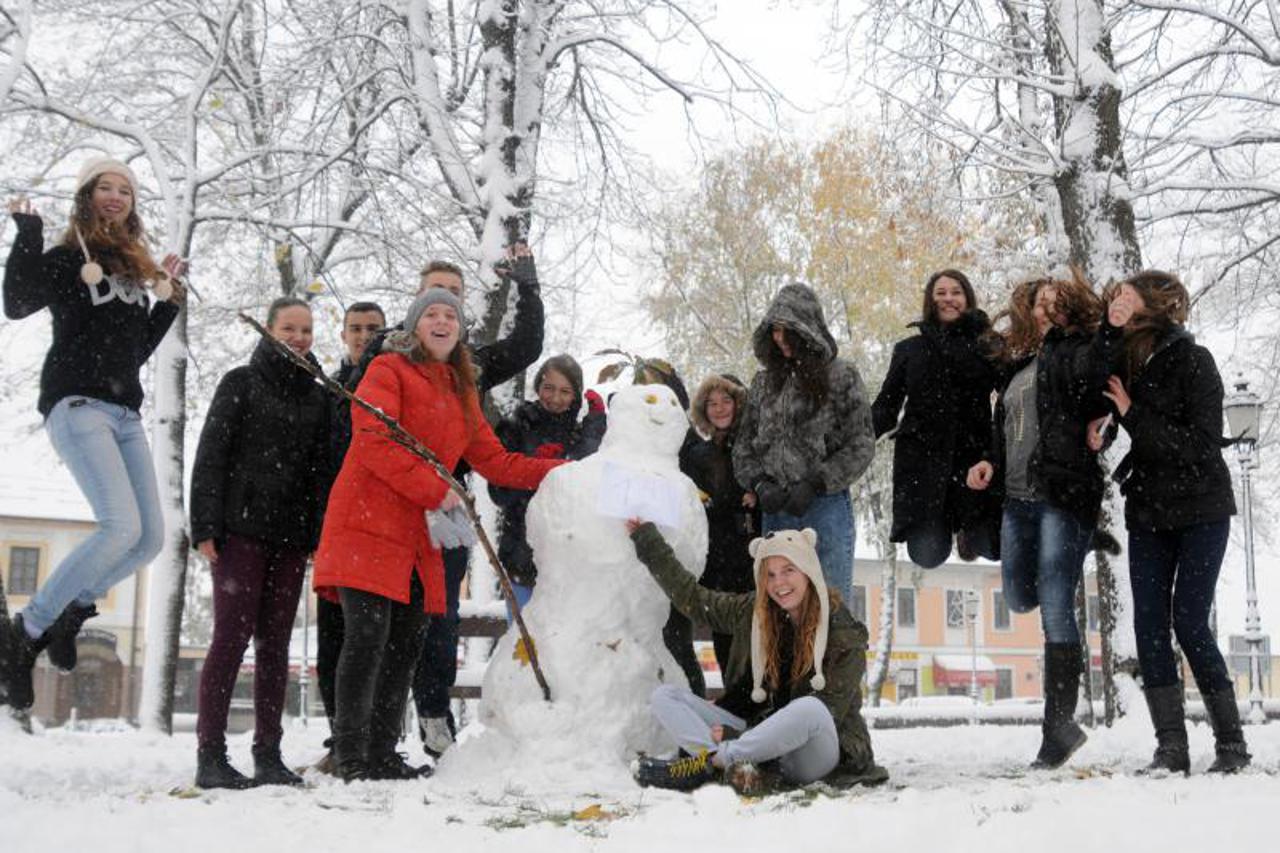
680, 375, 760, 593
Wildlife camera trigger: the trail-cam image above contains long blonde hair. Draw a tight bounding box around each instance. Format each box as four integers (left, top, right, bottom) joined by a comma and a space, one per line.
60, 179, 161, 282
754, 581, 842, 691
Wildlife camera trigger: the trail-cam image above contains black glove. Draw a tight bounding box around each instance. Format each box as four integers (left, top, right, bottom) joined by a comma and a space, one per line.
784, 473, 823, 517
496, 252, 539, 289
754, 478, 789, 515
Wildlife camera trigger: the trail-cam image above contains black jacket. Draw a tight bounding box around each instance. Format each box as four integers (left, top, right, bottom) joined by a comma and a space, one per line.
989, 320, 1124, 526
679, 428, 760, 594
190, 337, 333, 551
1113, 328, 1236, 531
871, 312, 1000, 541
4, 213, 179, 416
489, 398, 606, 586
332, 259, 544, 468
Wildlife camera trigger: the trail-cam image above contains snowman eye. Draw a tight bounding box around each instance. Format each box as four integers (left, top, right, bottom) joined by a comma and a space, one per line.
644, 394, 657, 404
670, 399, 676, 407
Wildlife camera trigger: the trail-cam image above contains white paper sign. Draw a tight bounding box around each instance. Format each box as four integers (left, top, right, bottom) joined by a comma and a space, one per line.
596, 461, 685, 529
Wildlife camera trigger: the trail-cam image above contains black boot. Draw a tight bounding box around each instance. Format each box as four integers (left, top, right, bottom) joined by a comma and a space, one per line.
45, 602, 98, 672
332, 732, 371, 783
195, 744, 256, 790
1141, 685, 1189, 774
253, 744, 304, 786
0, 614, 43, 711
1031, 643, 1088, 769
367, 749, 433, 781
1203, 687, 1251, 773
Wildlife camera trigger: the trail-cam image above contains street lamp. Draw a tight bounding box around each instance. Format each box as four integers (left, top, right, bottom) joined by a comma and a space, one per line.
965, 589, 981, 723
1224, 377, 1266, 724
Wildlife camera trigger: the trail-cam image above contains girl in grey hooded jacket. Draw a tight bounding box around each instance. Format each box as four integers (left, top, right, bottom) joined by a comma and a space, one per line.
733, 284, 875, 601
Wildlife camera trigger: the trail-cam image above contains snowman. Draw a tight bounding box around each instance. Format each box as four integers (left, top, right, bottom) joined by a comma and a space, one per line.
437, 383, 708, 789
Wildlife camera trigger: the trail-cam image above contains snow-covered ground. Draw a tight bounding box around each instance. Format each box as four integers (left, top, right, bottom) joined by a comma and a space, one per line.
3, 708, 1276, 853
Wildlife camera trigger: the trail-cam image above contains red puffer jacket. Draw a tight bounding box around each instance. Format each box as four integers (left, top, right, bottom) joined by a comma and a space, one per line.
314, 352, 564, 613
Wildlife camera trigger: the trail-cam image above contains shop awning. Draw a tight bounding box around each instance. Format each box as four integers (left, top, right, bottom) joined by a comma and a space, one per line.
932, 654, 997, 687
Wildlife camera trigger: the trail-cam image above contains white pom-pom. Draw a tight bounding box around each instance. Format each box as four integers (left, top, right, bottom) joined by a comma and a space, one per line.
152, 276, 173, 301
811, 674, 826, 691
751, 687, 766, 703
80, 262, 104, 286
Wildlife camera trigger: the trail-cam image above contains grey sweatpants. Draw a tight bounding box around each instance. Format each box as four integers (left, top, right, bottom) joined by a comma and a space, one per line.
649, 684, 840, 784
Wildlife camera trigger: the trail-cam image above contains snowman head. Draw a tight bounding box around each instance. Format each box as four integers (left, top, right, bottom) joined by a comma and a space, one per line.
599, 383, 688, 458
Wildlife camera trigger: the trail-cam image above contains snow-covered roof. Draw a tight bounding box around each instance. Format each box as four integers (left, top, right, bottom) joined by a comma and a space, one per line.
0, 470, 95, 523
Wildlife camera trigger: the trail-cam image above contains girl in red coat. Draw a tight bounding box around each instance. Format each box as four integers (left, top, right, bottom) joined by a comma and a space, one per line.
313, 288, 563, 781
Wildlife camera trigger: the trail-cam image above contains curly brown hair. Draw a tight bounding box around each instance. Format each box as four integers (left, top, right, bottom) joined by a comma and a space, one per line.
754, 571, 843, 692
60, 179, 161, 283
992, 268, 1102, 361
1103, 270, 1190, 381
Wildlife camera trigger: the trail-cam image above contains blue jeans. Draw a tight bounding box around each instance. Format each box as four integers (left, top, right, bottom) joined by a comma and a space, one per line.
764, 490, 855, 602
504, 582, 534, 625
1000, 498, 1092, 644
1129, 520, 1232, 692
22, 397, 163, 633
412, 544, 469, 718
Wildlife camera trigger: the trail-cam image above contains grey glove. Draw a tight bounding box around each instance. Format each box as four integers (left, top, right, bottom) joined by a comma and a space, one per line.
426, 504, 476, 550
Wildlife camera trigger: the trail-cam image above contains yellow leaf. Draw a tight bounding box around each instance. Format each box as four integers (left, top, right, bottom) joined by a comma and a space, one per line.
513, 637, 534, 666
572, 804, 612, 821
306, 280, 324, 294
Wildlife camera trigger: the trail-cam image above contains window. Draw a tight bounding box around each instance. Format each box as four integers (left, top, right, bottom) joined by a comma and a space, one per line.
992, 590, 1012, 631
850, 585, 867, 623
897, 667, 918, 700
1087, 594, 1100, 632
7, 546, 40, 595
996, 669, 1014, 700
897, 587, 916, 628
945, 590, 966, 629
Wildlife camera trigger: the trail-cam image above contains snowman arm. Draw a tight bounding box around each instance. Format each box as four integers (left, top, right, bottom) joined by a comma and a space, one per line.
630, 522, 752, 636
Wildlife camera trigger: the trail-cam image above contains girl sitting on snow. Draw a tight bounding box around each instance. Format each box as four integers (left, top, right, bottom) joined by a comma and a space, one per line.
625, 521, 885, 793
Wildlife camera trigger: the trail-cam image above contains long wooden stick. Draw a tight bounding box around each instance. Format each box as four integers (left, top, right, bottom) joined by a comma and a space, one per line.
237, 313, 552, 702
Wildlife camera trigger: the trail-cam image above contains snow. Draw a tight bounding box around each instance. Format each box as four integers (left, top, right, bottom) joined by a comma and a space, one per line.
451, 384, 708, 791
4, 710, 1279, 853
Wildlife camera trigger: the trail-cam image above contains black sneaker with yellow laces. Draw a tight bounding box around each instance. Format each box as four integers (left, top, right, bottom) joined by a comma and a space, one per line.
634, 749, 718, 791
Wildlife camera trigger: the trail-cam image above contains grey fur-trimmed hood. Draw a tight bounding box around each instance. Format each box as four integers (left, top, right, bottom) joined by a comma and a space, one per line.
751, 283, 839, 363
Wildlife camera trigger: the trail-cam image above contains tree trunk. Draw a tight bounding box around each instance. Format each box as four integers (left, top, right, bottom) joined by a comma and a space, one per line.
138, 309, 189, 733
1047, 0, 1143, 284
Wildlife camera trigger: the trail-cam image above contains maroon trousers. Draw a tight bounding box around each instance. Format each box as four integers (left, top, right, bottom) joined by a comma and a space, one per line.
196, 534, 308, 750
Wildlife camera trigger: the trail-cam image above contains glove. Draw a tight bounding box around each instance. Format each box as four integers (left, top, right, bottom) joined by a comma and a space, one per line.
784, 474, 823, 517
584, 389, 605, 415
426, 504, 477, 550
496, 251, 539, 289
534, 441, 565, 459
754, 478, 789, 515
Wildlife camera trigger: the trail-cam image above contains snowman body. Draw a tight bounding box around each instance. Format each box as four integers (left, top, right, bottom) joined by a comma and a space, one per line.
448, 384, 707, 784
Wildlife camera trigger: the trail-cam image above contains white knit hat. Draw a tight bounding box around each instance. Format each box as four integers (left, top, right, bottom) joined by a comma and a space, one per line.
76, 157, 138, 194
748, 527, 830, 703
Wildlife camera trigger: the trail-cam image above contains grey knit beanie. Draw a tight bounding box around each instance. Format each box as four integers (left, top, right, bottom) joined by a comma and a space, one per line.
383, 288, 464, 354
